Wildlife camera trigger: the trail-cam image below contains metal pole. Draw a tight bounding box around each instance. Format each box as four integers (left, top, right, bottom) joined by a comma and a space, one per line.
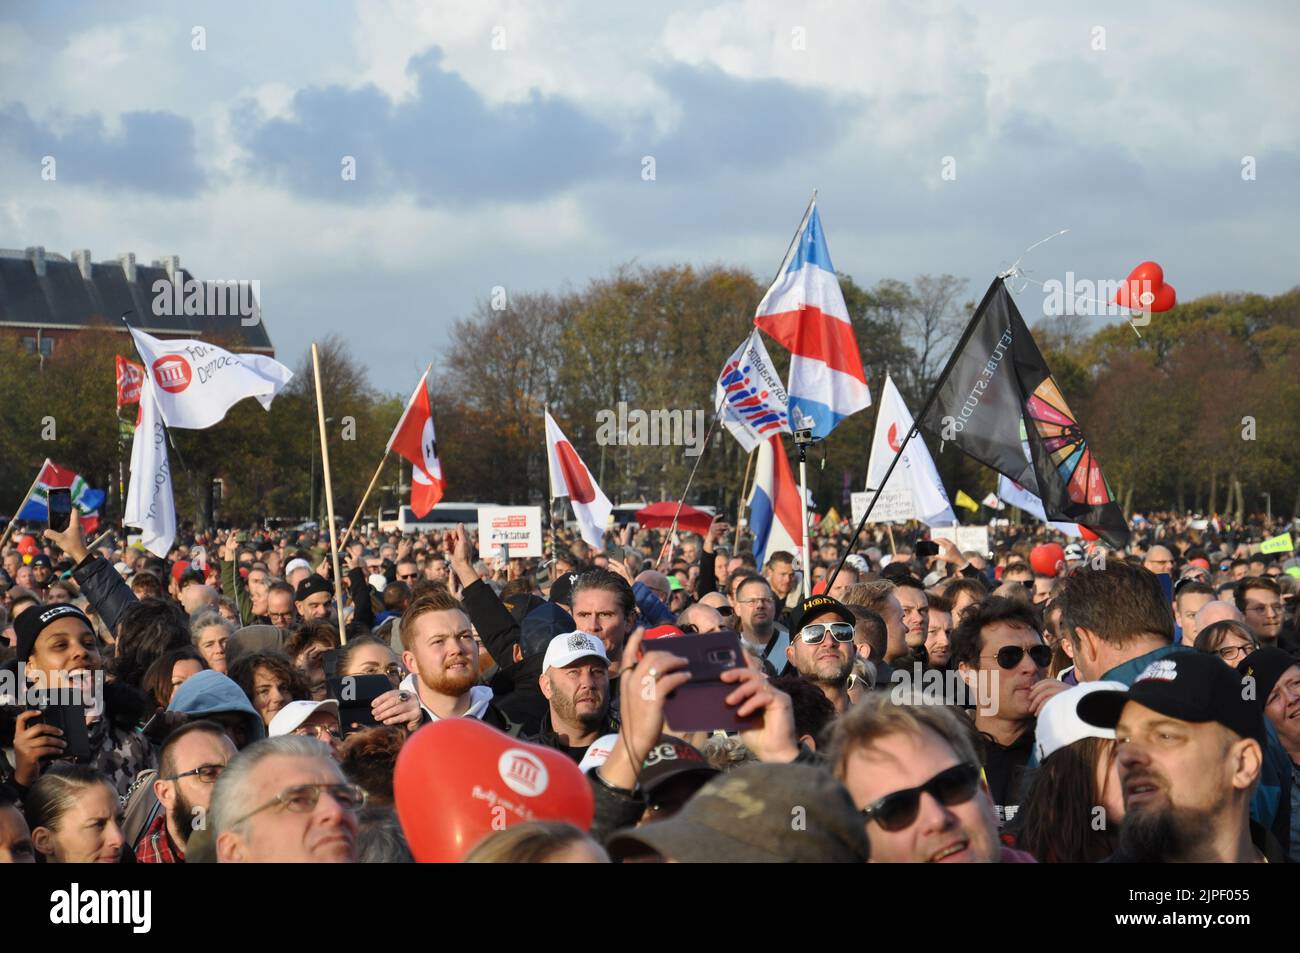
798, 447, 811, 598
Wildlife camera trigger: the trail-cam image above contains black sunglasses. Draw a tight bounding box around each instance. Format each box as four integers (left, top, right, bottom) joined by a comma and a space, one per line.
984, 644, 1052, 670
861, 763, 982, 831
715, 605, 735, 617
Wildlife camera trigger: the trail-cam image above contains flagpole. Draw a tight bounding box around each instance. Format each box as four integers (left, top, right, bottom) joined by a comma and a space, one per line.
826, 277, 1007, 591
735, 447, 756, 551
339, 452, 388, 549
795, 436, 813, 598
0, 458, 51, 552
311, 343, 347, 644
655, 412, 721, 568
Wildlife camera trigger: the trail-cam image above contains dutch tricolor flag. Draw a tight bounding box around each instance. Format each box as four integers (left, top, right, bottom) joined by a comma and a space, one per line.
747, 435, 804, 568
754, 199, 870, 441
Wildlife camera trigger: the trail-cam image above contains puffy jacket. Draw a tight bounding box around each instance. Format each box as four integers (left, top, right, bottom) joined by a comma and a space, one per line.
72, 554, 137, 633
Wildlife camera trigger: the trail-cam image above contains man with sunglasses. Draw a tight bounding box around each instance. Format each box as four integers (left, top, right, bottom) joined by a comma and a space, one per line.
213, 736, 363, 863
951, 597, 1056, 826
828, 694, 1026, 863
140, 721, 238, 863
785, 596, 858, 713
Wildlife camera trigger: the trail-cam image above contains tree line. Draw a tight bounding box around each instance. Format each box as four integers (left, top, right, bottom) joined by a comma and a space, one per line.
3, 266, 1298, 528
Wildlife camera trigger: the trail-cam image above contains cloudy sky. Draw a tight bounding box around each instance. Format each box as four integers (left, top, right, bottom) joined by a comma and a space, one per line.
2, 1, 1297, 390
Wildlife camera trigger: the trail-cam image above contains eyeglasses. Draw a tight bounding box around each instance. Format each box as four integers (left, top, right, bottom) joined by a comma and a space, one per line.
1245, 603, 1282, 616
269, 611, 295, 623
398, 572, 419, 581
1214, 643, 1256, 662
798, 622, 855, 645
982, 644, 1052, 669
229, 782, 366, 828
292, 723, 342, 742
165, 763, 226, 783
738, 597, 774, 606
861, 763, 982, 831
715, 605, 735, 617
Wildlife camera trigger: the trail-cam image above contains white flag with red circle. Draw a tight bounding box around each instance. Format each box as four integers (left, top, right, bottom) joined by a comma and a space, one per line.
545, 411, 611, 550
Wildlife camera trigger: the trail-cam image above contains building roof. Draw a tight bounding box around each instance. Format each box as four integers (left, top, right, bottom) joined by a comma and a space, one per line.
0, 248, 273, 352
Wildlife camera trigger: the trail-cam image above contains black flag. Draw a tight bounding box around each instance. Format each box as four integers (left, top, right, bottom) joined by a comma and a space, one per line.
918, 278, 1129, 547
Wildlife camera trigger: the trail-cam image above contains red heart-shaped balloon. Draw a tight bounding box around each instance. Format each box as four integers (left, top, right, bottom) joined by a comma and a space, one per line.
394, 718, 594, 862
1114, 261, 1177, 313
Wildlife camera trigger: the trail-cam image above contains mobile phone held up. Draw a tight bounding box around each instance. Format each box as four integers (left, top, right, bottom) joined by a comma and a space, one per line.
647, 630, 758, 734
47, 487, 73, 533
27, 703, 93, 764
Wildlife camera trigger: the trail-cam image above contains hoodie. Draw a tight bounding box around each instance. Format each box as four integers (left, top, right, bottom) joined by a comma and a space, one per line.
167, 670, 267, 745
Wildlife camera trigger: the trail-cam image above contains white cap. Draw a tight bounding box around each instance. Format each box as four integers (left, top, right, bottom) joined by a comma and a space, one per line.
285, 557, 311, 576
1033, 681, 1126, 762
268, 699, 340, 737
1064, 544, 1085, 561
542, 631, 609, 672
577, 733, 621, 774
368, 573, 388, 592
845, 554, 870, 574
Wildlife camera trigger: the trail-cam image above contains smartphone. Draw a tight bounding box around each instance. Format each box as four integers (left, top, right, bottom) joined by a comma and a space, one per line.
320, 648, 340, 678
647, 630, 757, 733
28, 703, 93, 763
327, 674, 393, 734
48, 487, 73, 533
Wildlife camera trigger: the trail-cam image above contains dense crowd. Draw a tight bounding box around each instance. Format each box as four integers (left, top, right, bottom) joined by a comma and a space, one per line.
1, 506, 1297, 864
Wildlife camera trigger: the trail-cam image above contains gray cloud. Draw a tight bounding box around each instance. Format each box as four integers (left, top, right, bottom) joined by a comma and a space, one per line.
0, 103, 204, 194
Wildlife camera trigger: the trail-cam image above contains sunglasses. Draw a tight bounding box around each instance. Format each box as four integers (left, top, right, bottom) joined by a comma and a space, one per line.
714, 605, 735, 617
861, 763, 982, 831
983, 644, 1052, 669
798, 622, 855, 644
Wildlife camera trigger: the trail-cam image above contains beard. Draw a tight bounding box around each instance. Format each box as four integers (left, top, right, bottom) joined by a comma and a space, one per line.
172, 787, 198, 844
419, 663, 477, 696
550, 686, 608, 733
797, 653, 852, 688
1119, 803, 1216, 862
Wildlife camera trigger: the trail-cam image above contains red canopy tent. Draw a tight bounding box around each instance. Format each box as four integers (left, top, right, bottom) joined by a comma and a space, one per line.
634, 502, 714, 537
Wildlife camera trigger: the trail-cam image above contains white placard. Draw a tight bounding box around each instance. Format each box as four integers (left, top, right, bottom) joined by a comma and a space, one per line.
477, 506, 543, 559
851, 488, 915, 525
930, 525, 992, 556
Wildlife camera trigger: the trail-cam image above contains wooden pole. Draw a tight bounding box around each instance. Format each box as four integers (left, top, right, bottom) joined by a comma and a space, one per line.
311, 344, 347, 643
0, 458, 50, 552
339, 450, 388, 549
886, 523, 897, 556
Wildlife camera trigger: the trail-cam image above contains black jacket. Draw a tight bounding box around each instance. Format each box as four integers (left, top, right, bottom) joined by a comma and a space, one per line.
529, 708, 620, 764
72, 553, 137, 633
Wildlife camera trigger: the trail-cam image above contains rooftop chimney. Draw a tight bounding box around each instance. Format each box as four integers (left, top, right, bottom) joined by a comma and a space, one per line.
118, 252, 136, 283
25, 246, 46, 277
72, 249, 93, 280
160, 254, 181, 280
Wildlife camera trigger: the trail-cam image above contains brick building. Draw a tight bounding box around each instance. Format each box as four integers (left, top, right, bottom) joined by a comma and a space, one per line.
0, 246, 273, 359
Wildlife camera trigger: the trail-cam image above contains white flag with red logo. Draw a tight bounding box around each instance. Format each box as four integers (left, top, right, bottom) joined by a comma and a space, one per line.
387, 370, 444, 517
123, 376, 177, 557
128, 328, 293, 430
545, 411, 611, 550
865, 374, 956, 528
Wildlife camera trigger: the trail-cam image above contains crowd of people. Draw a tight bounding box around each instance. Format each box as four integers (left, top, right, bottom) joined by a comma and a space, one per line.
1, 504, 1297, 864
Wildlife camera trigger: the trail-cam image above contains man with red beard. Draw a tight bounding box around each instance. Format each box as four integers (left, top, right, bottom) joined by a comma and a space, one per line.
951, 597, 1061, 827
396, 590, 519, 733
785, 596, 858, 714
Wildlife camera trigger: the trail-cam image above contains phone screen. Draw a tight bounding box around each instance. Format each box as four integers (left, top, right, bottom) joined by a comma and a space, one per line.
48, 488, 73, 532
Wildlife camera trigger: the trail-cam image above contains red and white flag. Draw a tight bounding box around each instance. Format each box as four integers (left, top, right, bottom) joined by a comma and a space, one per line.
387, 370, 444, 517
545, 411, 611, 550
115, 355, 145, 412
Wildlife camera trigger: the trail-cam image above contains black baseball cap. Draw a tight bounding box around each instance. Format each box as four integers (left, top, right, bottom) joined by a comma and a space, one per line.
1237, 648, 1300, 712
790, 595, 856, 633
548, 571, 581, 607
1077, 651, 1266, 746
295, 573, 331, 601
638, 736, 718, 798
